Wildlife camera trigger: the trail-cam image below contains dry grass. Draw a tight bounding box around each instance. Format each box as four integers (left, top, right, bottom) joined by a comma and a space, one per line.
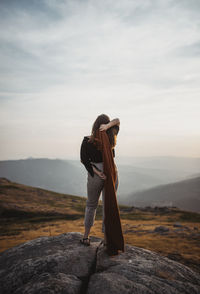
155, 270, 175, 280
1, 217, 199, 274
0, 178, 200, 274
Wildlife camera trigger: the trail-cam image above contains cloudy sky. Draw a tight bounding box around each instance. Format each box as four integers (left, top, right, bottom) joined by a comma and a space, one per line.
0, 0, 200, 160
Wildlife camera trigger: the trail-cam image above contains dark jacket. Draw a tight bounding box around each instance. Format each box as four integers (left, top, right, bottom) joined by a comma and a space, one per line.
80, 125, 119, 177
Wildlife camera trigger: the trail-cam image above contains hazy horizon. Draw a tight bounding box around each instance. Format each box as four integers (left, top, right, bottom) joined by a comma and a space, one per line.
0, 154, 199, 162
0, 0, 200, 160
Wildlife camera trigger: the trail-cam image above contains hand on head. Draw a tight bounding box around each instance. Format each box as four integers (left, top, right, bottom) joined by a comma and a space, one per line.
99, 124, 108, 131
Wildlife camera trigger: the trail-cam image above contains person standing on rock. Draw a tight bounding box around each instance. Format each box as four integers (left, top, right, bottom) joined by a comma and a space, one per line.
80, 114, 122, 250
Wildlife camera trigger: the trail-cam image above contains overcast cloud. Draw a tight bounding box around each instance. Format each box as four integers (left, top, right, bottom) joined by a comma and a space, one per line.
0, 0, 200, 160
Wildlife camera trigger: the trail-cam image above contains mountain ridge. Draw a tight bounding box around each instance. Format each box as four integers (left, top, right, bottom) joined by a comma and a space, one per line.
1, 157, 200, 209
126, 176, 200, 212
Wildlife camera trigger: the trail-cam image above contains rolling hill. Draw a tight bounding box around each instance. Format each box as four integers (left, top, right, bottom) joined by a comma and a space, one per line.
1, 157, 199, 203
0, 177, 86, 220
125, 176, 200, 213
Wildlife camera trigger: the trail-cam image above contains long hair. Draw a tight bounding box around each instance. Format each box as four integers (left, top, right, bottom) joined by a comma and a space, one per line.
89, 114, 118, 149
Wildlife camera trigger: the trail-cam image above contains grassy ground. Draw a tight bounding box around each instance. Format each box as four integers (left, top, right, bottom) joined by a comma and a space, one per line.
0, 178, 199, 274
0, 212, 199, 274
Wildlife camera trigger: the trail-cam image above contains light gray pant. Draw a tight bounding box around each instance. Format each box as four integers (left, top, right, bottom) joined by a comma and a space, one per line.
84, 161, 119, 233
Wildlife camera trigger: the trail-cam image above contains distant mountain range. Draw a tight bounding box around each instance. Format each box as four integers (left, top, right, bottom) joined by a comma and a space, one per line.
0, 158, 85, 197
124, 176, 200, 213
0, 157, 199, 212
0, 177, 197, 221
117, 156, 200, 172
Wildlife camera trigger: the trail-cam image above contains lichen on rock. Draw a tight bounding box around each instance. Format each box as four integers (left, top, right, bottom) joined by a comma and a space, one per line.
0, 232, 199, 294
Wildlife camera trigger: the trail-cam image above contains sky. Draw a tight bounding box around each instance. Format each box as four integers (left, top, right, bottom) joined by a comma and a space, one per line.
0, 0, 200, 160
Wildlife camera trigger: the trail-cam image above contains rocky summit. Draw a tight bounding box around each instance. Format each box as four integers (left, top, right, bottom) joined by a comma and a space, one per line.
0, 232, 200, 294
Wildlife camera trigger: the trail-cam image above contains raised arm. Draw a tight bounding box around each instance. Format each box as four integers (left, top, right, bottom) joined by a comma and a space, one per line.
99, 118, 120, 131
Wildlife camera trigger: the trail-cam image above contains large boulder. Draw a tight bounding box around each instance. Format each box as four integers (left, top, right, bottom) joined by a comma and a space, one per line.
89, 243, 200, 294
0, 232, 199, 294
0, 232, 101, 294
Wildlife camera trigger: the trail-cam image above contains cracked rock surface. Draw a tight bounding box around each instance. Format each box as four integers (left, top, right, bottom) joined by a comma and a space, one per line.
0, 232, 200, 294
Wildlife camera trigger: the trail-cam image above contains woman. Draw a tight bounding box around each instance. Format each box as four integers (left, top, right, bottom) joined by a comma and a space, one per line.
80, 114, 120, 246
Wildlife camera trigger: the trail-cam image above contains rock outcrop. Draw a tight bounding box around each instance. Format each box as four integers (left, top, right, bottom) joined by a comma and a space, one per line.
0, 232, 200, 294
